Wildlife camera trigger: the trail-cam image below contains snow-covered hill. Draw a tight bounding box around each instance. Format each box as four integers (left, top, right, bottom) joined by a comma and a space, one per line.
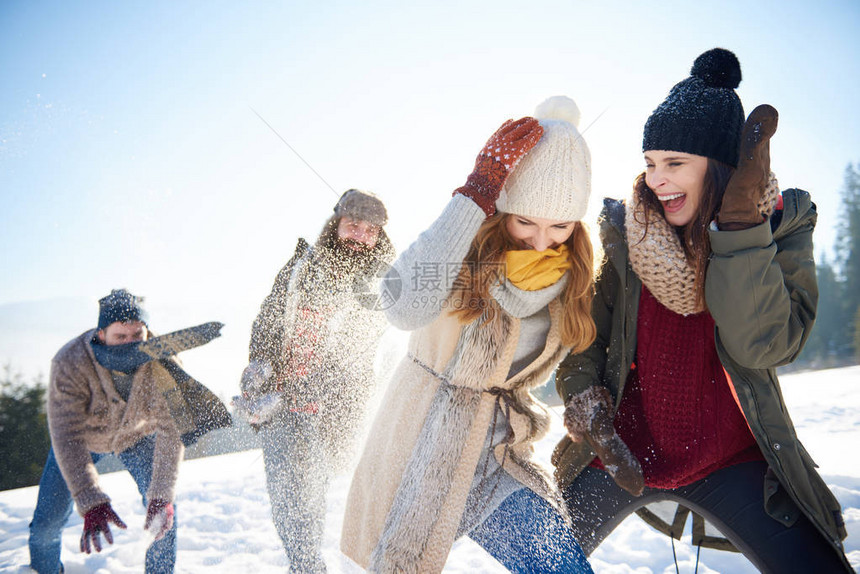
1, 366, 858, 573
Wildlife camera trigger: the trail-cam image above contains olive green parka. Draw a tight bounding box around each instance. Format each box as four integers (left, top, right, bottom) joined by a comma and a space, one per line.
552, 189, 850, 569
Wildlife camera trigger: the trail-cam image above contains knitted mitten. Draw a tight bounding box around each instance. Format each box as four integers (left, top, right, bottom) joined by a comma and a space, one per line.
80, 502, 127, 553
454, 117, 543, 217
240, 359, 273, 395
718, 104, 779, 230
564, 386, 644, 496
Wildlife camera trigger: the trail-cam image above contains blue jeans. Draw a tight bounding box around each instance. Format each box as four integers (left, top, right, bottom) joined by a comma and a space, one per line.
28, 435, 177, 574
469, 487, 594, 573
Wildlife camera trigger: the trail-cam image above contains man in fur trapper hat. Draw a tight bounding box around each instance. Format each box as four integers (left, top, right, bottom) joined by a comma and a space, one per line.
238, 188, 395, 574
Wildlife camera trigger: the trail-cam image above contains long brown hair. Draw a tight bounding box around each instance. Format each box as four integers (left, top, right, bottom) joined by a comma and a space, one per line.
632, 158, 734, 307
449, 213, 596, 353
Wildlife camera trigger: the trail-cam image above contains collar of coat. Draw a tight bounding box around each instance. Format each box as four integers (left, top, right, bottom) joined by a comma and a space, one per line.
82, 330, 230, 447
491, 273, 569, 318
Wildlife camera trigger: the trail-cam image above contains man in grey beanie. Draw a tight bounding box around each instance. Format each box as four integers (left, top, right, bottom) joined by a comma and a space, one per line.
237, 189, 395, 573
29, 289, 229, 574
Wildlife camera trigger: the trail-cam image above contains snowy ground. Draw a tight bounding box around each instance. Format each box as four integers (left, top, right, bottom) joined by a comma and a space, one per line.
1, 366, 858, 573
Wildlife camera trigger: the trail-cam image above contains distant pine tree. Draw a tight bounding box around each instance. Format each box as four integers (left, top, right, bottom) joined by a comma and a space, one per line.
797, 162, 860, 368
855, 307, 860, 362
802, 253, 844, 364
0, 365, 50, 490
836, 163, 860, 358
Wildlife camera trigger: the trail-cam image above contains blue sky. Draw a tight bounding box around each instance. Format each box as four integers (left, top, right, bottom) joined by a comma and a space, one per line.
2, 0, 859, 392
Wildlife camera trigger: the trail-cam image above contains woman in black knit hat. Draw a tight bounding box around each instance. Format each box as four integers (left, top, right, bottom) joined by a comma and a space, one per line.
552, 48, 853, 572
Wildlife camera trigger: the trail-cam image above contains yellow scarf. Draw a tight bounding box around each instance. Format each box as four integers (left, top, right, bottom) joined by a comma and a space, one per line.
504, 245, 571, 291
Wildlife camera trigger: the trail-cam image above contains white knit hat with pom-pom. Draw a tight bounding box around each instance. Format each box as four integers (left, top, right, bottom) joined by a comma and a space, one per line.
496, 95, 592, 221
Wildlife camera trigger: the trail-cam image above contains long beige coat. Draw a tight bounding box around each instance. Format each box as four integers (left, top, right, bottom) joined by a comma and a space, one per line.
342, 299, 569, 573
48, 330, 183, 514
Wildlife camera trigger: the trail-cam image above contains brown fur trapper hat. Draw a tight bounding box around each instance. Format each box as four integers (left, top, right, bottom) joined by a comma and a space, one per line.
334, 189, 388, 226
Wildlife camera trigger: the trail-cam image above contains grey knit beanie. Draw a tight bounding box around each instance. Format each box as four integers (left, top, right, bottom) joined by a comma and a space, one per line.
496, 96, 592, 222
333, 189, 388, 226
98, 288, 148, 329
643, 48, 745, 167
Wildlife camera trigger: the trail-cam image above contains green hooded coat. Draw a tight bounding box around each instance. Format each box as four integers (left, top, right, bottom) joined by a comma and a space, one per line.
552, 189, 850, 569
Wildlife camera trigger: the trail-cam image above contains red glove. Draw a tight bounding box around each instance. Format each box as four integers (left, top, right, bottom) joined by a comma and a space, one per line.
144, 499, 175, 542
80, 502, 127, 554
454, 117, 544, 217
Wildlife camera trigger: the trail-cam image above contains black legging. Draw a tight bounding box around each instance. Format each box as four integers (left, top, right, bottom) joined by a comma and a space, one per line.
563, 461, 849, 574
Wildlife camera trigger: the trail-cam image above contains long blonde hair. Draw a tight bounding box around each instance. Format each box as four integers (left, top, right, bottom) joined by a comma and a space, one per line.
449, 213, 596, 353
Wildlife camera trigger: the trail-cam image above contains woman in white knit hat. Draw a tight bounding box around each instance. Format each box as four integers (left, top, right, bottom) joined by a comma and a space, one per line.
341, 97, 596, 573
554, 48, 851, 573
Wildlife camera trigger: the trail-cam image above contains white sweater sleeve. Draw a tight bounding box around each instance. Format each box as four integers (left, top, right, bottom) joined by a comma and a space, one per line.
384, 195, 486, 331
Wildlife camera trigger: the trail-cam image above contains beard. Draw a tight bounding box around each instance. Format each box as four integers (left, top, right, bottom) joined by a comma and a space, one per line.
319, 236, 376, 277
337, 237, 374, 254
315, 216, 392, 279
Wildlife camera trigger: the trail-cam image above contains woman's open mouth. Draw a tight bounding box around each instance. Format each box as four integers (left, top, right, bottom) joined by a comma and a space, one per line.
658, 192, 686, 213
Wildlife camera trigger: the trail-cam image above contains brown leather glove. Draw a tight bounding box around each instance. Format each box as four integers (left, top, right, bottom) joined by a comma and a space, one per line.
717, 104, 779, 231
454, 117, 544, 217
564, 386, 644, 496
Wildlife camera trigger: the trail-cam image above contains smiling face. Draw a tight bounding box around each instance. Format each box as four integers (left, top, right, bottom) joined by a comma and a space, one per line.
504, 214, 577, 252
644, 150, 709, 227
337, 216, 380, 251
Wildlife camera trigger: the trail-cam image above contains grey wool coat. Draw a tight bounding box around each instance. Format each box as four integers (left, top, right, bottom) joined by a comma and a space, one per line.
247, 236, 393, 470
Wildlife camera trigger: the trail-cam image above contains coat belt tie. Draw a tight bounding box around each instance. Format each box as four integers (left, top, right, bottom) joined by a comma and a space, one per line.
409, 353, 518, 518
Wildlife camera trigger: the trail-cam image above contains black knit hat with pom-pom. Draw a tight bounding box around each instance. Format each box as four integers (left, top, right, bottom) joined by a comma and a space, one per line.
643, 48, 745, 167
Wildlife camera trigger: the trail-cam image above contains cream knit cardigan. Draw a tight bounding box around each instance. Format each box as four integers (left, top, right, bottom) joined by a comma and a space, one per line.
341, 197, 570, 572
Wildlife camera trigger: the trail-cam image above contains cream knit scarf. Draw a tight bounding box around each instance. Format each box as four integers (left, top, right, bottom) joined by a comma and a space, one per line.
626, 172, 780, 316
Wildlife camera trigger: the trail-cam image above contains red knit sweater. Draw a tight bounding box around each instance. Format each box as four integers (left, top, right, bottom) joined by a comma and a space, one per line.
592, 286, 763, 489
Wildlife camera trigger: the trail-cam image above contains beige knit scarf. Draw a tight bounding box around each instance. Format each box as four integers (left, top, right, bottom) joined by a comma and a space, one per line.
626, 173, 780, 316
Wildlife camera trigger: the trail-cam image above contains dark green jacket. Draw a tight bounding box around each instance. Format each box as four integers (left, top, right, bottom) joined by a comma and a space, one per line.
552, 190, 850, 566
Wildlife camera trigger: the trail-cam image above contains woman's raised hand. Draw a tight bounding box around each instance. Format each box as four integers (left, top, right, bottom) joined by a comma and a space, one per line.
718, 104, 779, 230
454, 117, 544, 217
